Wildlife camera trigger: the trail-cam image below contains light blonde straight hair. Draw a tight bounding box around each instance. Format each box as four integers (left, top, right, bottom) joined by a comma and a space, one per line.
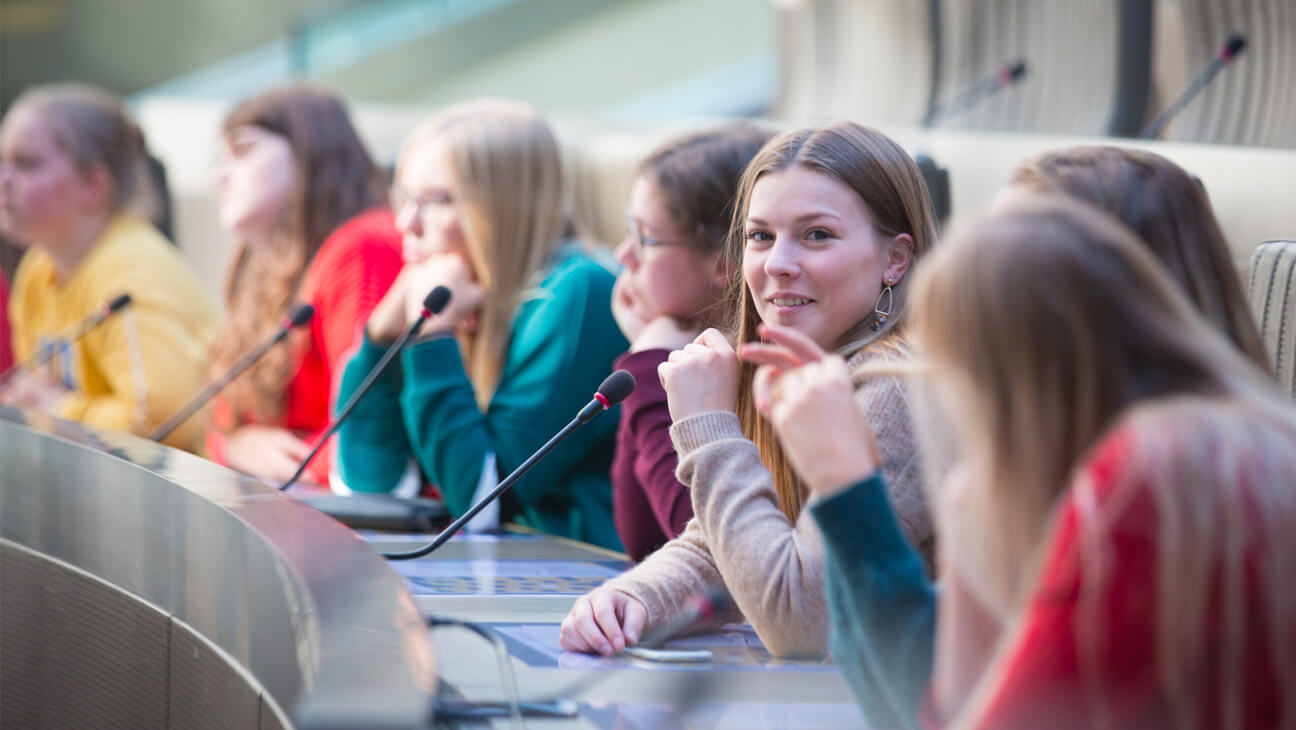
399, 99, 569, 405
723, 122, 939, 521
912, 194, 1296, 729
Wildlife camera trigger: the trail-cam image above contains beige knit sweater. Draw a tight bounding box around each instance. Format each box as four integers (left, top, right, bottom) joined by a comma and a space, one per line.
601, 347, 932, 658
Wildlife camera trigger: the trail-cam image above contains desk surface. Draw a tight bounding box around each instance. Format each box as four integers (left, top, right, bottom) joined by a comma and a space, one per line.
369, 530, 867, 729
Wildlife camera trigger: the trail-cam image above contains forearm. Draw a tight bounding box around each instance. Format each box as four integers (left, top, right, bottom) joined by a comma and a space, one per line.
398, 337, 492, 514
619, 349, 692, 536
600, 519, 735, 631
57, 393, 132, 434
811, 472, 937, 729
672, 411, 829, 658
335, 335, 412, 492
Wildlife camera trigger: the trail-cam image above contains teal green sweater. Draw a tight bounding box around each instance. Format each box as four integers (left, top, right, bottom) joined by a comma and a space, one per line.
809, 470, 937, 730
335, 245, 628, 550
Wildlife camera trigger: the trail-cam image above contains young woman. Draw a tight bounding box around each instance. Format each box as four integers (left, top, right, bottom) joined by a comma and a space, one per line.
559, 122, 938, 658
751, 196, 1296, 729
207, 85, 403, 484
1004, 146, 1269, 368
610, 124, 773, 561
0, 84, 217, 450
334, 99, 627, 549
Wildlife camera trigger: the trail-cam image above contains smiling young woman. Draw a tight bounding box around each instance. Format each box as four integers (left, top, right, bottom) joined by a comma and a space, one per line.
560, 122, 939, 659
751, 194, 1296, 730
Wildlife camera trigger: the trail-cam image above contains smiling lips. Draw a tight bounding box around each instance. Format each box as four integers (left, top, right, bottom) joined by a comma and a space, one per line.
768, 294, 815, 311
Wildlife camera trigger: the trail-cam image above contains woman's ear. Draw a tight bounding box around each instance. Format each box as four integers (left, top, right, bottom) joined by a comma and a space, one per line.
77, 164, 114, 213
883, 233, 914, 285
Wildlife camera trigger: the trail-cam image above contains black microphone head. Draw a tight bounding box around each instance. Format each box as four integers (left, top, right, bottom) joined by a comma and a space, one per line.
106, 293, 132, 312
422, 286, 452, 315
597, 369, 636, 406
1222, 34, 1246, 59
1007, 60, 1027, 81
287, 303, 315, 328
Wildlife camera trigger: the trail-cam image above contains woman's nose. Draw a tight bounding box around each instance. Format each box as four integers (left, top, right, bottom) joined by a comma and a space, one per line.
613, 236, 636, 268
763, 236, 800, 278
394, 201, 421, 236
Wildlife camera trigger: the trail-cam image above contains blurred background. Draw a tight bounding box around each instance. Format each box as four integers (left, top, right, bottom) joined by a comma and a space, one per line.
3, 0, 1294, 296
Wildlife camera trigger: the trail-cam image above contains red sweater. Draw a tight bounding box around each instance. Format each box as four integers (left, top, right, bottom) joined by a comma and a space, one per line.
207, 208, 403, 485
610, 348, 694, 561
961, 420, 1292, 730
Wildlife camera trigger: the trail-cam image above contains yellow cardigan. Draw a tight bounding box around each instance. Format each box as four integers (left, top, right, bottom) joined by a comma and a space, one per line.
10, 216, 217, 451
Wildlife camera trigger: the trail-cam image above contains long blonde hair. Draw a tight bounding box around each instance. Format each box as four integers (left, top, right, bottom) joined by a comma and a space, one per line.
399, 99, 568, 405
913, 195, 1296, 728
724, 122, 939, 520
1010, 146, 1269, 371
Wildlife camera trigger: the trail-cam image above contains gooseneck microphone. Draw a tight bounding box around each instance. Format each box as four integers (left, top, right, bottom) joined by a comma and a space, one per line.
636, 587, 733, 648
925, 60, 1028, 126
383, 369, 636, 560
148, 303, 315, 442
0, 293, 133, 392
1142, 34, 1247, 139
277, 286, 452, 492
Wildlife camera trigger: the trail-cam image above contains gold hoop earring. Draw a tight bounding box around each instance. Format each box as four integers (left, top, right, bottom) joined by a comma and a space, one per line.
871, 284, 894, 332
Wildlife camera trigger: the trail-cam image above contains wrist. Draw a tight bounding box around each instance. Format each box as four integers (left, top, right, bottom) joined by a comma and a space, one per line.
810, 459, 878, 497
366, 320, 400, 345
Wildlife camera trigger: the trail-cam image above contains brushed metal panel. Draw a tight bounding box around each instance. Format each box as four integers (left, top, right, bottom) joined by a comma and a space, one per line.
169, 619, 260, 730
261, 695, 294, 730
0, 409, 435, 729
1, 542, 169, 730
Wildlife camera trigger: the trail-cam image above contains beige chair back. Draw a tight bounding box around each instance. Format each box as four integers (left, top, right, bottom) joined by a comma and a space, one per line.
1249, 240, 1296, 400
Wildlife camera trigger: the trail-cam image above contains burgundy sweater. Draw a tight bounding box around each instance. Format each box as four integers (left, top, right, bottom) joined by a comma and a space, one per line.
610, 349, 694, 561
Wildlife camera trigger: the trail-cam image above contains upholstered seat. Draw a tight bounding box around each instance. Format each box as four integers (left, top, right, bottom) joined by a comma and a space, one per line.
1248, 240, 1296, 400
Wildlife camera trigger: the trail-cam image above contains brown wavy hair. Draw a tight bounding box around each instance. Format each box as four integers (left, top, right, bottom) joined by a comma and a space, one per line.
637, 124, 775, 254
209, 85, 384, 424
1010, 146, 1269, 370
724, 122, 939, 521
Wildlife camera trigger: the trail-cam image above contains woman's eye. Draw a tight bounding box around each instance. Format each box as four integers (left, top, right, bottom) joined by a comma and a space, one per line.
806, 228, 833, 241
746, 230, 773, 243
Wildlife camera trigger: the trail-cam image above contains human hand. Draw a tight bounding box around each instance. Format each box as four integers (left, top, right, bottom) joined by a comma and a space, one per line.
224, 425, 313, 483
657, 328, 739, 421
611, 273, 650, 344
366, 271, 410, 345
401, 253, 484, 336
558, 586, 648, 656
740, 324, 879, 496
0, 372, 70, 413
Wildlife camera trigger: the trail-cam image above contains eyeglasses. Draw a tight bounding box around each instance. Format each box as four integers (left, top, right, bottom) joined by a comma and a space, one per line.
390, 186, 452, 216
625, 209, 691, 251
